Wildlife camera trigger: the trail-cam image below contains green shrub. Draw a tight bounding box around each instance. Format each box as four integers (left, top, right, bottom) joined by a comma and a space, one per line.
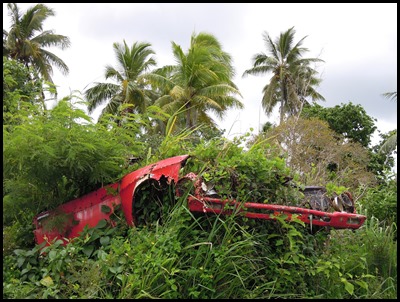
358, 179, 397, 226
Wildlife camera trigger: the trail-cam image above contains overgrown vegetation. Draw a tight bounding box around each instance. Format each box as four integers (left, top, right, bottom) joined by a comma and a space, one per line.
3, 111, 397, 298
3, 6, 397, 297
3, 186, 397, 298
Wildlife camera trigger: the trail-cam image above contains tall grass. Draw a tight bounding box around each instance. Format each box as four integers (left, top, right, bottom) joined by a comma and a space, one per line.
314, 216, 397, 299
3, 183, 397, 299
112, 185, 281, 298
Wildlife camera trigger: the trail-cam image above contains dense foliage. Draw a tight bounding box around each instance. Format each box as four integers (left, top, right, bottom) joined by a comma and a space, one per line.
3, 160, 397, 298
301, 102, 378, 148
3, 56, 45, 125
3, 100, 143, 218
2, 6, 397, 298
261, 117, 376, 190
3, 114, 397, 298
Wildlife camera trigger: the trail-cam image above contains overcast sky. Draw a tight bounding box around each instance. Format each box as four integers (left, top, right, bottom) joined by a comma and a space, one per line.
3, 3, 397, 144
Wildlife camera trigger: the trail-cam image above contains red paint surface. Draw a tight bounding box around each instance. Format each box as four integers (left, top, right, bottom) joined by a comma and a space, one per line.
187, 196, 366, 229
33, 155, 189, 246
33, 182, 121, 246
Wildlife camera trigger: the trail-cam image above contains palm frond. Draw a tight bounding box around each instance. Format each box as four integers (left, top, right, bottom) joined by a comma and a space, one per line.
382, 91, 397, 102
85, 82, 121, 113
379, 131, 397, 154
32, 30, 71, 50
40, 49, 69, 75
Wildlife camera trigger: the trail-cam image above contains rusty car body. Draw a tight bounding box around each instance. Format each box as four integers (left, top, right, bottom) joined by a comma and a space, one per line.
33, 155, 367, 246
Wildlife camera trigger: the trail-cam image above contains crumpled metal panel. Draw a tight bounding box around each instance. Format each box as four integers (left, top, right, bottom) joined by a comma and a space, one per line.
119, 155, 190, 227
33, 155, 189, 246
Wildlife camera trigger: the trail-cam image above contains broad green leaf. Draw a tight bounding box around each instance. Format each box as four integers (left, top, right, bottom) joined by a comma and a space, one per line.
275, 239, 283, 246
40, 276, 54, 287
101, 205, 111, 214
100, 236, 110, 246
341, 278, 354, 295
95, 219, 108, 229
82, 245, 94, 257
355, 280, 369, 290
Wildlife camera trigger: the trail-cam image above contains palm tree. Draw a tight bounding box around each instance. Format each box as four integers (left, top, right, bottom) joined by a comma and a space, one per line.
84, 40, 157, 121
147, 31, 243, 130
4, 3, 70, 87
3, 29, 9, 56
379, 91, 397, 156
243, 26, 324, 124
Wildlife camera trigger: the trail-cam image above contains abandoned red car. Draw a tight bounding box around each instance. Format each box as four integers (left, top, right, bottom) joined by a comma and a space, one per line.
33, 155, 367, 246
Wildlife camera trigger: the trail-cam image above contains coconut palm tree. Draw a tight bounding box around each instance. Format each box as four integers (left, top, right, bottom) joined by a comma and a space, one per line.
243, 26, 324, 124
3, 29, 9, 56
84, 40, 157, 121
4, 3, 70, 87
147, 31, 243, 131
379, 91, 397, 156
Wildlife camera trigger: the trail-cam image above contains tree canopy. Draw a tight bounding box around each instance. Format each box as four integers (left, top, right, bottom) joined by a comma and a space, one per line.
148, 31, 243, 131
84, 40, 158, 122
3, 3, 70, 90
243, 26, 325, 124
301, 102, 377, 148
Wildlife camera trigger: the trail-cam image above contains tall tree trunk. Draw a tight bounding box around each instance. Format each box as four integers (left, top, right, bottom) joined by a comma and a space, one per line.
279, 81, 286, 125
185, 102, 192, 129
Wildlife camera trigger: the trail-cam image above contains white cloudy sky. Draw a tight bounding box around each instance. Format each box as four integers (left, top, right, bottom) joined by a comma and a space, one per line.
3, 3, 397, 144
